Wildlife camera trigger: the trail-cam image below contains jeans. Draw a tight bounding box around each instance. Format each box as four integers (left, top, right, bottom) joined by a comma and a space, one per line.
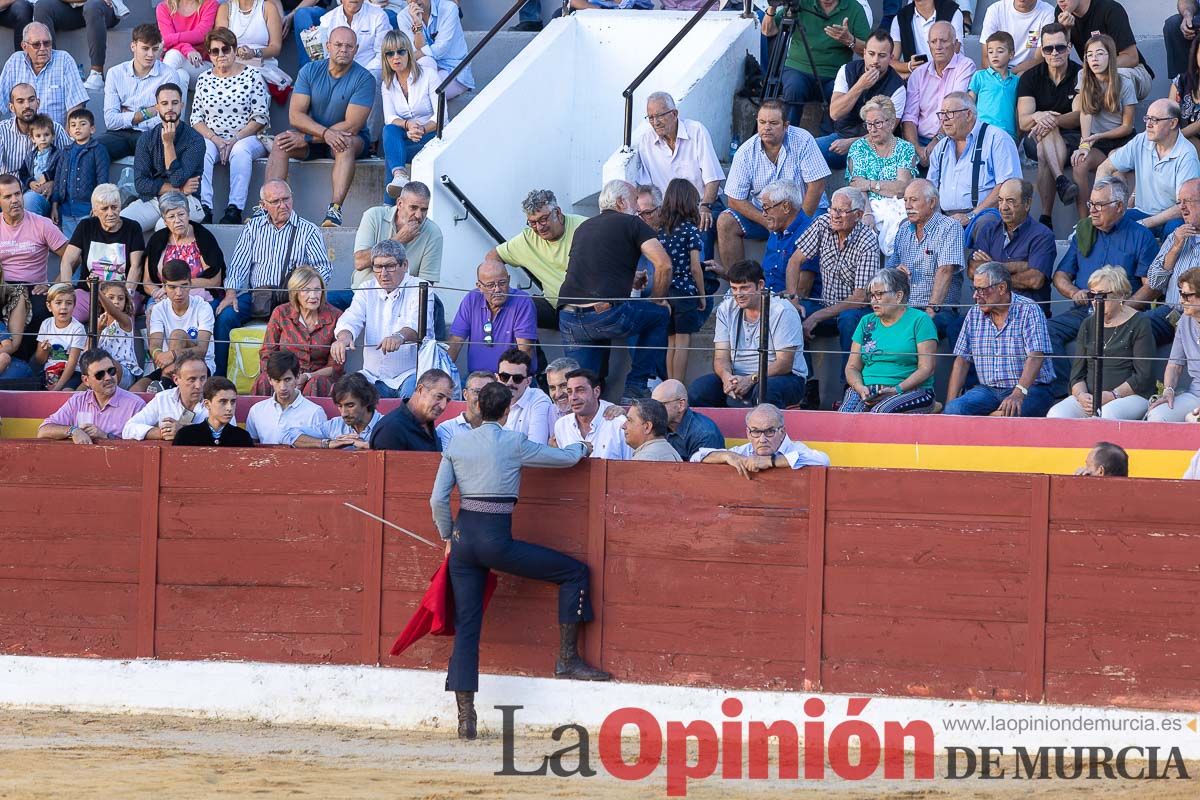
815, 132, 850, 171
374, 373, 417, 399
558, 301, 669, 395
688, 371, 806, 408
211, 292, 254, 378
518, 0, 541, 24
931, 308, 965, 347
381, 124, 435, 203
779, 68, 834, 128
1123, 208, 1184, 242
202, 136, 268, 210
23, 190, 49, 216
33, 0, 116, 69
0, 356, 35, 379
61, 214, 84, 240
1142, 304, 1178, 347
326, 290, 354, 311
447, 509, 592, 692
292, 6, 326, 70
98, 129, 140, 161
1046, 303, 1090, 397
799, 300, 868, 376
0, 1, 32, 49
943, 383, 1054, 416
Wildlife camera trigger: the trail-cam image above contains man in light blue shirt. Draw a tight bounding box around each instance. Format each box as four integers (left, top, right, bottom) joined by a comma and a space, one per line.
431, 382, 609, 740
284, 373, 383, 449
925, 92, 1021, 234
0, 23, 87, 127
1098, 98, 1200, 240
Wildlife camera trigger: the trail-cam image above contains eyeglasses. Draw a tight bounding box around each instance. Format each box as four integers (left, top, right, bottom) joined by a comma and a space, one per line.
496, 370, 528, 383
868, 290, 896, 300
384, 48, 408, 58
1041, 43, 1069, 54
747, 426, 782, 438
372, 262, 402, 272
477, 279, 510, 291
209, 45, 232, 56
828, 206, 859, 216
24, 40, 51, 49
1085, 200, 1120, 211
1144, 114, 1178, 126
482, 319, 493, 344
527, 211, 557, 229
934, 109, 969, 120
90, 366, 118, 380
863, 119, 890, 129
262, 196, 292, 206
1182, 291, 1200, 301
972, 281, 1005, 295
637, 206, 659, 220
761, 200, 787, 214
645, 109, 677, 123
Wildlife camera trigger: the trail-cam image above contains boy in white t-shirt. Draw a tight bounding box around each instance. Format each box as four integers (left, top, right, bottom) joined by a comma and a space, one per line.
146, 259, 217, 377
33, 283, 87, 391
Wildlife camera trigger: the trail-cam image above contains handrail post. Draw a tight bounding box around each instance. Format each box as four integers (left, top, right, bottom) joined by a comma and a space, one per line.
435, 0, 528, 138
758, 289, 770, 405
620, 0, 718, 148
87, 274, 100, 346
440, 175, 506, 245
1091, 291, 1106, 417
418, 281, 430, 340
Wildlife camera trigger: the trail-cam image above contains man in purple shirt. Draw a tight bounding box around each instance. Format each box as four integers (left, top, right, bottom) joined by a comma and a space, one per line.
37, 347, 146, 444
447, 260, 538, 375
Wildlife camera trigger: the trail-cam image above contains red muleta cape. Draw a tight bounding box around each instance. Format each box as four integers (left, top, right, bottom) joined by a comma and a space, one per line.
389, 558, 498, 656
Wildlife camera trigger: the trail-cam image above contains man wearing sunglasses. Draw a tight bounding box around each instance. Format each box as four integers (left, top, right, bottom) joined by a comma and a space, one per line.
690, 403, 828, 478
38, 347, 146, 444
496, 347, 554, 446
1016, 22, 1081, 224
447, 260, 537, 375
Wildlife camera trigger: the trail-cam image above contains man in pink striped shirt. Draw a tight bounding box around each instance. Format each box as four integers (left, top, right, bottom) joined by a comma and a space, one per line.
901, 21, 976, 167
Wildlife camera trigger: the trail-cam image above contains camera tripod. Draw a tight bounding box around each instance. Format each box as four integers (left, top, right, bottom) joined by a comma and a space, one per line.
759, 3, 828, 121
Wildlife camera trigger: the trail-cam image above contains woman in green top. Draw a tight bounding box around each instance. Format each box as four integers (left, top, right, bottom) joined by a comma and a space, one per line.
1046, 266, 1154, 420
841, 268, 938, 413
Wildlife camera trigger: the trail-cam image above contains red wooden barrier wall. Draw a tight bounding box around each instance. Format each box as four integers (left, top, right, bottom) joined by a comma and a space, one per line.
2, 440, 1198, 712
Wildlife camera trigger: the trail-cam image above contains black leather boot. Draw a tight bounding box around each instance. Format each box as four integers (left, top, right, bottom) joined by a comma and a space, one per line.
455, 691, 477, 740
554, 623, 611, 681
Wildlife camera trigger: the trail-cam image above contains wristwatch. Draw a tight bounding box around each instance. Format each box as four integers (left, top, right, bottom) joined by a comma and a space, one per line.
1014, 384, 1029, 396
321, 438, 330, 449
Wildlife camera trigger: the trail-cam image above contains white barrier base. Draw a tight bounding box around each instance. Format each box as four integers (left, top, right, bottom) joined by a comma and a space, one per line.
1, 656, 1196, 758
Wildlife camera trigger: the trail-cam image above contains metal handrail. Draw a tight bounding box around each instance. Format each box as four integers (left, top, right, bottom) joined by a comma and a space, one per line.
435, 0, 527, 137
620, 0, 719, 147
440, 175, 505, 244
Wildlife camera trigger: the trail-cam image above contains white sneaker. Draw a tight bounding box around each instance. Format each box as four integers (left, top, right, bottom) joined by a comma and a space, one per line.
386, 168, 409, 199
83, 70, 103, 92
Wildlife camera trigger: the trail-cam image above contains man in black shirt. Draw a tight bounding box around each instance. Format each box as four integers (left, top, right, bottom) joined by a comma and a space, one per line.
174, 377, 254, 447
370, 368, 453, 451
1016, 22, 1082, 226
819, 30, 907, 169
556, 180, 673, 402
1057, 0, 1152, 100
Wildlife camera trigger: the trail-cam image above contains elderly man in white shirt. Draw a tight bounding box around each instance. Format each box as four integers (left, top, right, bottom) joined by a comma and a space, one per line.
552, 368, 632, 460
636, 91, 725, 238
495, 347, 555, 445
283, 373, 383, 449
691, 403, 829, 478
246, 351, 326, 444
436, 370, 490, 449
331, 239, 433, 400
121, 352, 209, 441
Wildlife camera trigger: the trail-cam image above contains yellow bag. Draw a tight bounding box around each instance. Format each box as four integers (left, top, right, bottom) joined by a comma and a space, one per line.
227, 324, 267, 394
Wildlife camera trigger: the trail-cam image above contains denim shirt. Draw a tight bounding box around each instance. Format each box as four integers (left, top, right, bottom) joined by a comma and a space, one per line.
51, 138, 110, 212
430, 422, 586, 539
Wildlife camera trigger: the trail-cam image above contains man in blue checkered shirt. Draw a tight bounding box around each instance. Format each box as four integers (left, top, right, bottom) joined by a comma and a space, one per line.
885, 179, 965, 345
944, 260, 1055, 416
717, 99, 829, 270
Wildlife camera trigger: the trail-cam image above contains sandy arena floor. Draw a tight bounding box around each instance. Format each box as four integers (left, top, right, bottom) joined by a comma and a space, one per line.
0, 709, 1195, 799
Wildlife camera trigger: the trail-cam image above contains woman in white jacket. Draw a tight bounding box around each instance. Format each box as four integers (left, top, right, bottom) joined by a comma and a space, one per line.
379, 29, 440, 202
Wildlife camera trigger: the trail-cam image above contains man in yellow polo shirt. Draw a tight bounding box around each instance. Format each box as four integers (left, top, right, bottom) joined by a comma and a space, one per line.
486, 188, 586, 328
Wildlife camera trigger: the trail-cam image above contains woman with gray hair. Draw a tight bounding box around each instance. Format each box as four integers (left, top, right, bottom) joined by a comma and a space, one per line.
845, 95, 916, 256
60, 183, 146, 323
841, 268, 939, 413
143, 191, 229, 315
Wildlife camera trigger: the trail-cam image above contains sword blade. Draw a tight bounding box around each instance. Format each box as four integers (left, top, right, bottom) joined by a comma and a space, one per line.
343, 502, 440, 548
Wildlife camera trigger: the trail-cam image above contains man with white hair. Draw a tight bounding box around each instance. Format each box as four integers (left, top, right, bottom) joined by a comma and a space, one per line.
901, 21, 976, 167
885, 178, 965, 342
925, 92, 1022, 230
757, 179, 814, 293
556, 179, 672, 402
787, 186, 880, 369
718, 99, 829, 270
690, 403, 829, 478
636, 91, 724, 245
0, 22, 86, 127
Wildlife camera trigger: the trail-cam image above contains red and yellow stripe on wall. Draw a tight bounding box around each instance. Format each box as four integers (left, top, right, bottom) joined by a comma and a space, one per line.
2, 392, 1196, 479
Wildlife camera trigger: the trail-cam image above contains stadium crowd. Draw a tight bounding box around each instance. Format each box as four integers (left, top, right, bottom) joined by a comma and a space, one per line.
0, 0, 1197, 477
